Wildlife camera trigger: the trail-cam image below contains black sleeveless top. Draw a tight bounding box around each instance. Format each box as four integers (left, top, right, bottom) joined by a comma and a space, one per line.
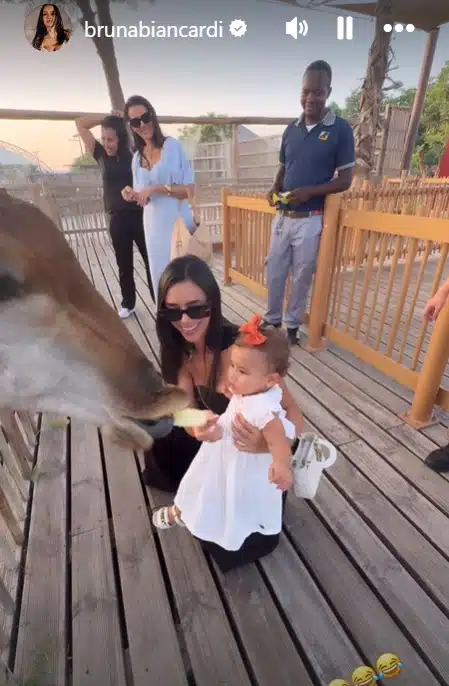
193, 322, 238, 416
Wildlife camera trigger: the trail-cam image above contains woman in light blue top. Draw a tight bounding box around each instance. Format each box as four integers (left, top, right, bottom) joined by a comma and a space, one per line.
122, 95, 196, 296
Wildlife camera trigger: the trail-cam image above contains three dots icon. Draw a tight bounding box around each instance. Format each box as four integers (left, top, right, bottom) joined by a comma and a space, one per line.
383, 23, 415, 33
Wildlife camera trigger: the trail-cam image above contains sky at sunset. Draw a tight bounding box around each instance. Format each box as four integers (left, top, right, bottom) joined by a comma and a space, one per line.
1, 0, 448, 170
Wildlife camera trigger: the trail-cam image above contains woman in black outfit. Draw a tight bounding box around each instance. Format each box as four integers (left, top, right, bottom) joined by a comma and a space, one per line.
143, 255, 304, 572
75, 113, 154, 315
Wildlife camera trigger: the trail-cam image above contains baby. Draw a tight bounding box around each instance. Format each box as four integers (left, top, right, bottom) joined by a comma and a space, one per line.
152, 314, 296, 551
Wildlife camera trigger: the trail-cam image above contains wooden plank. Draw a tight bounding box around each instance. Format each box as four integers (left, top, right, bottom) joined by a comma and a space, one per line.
284, 497, 440, 686
0, 520, 18, 663
323, 325, 420, 391
327, 342, 415, 403
0, 480, 23, 546
260, 535, 363, 684
149, 488, 252, 686
0, 412, 32, 479
228, 268, 268, 298
388, 422, 449, 467
14, 412, 37, 451
342, 209, 449, 242
0, 577, 14, 617
14, 414, 67, 686
101, 437, 188, 686
292, 347, 404, 429
227, 196, 275, 213
70, 421, 126, 686
332, 446, 449, 603
214, 564, 314, 686
313, 349, 411, 415
315, 476, 449, 683
0, 428, 29, 503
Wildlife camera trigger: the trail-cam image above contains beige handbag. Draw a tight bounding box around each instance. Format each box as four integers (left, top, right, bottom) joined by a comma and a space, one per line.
170, 188, 212, 265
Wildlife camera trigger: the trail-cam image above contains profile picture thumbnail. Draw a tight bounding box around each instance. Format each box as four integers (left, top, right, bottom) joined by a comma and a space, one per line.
24, 3, 72, 53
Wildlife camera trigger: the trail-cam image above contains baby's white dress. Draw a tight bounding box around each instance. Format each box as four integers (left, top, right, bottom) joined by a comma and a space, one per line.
174, 385, 296, 551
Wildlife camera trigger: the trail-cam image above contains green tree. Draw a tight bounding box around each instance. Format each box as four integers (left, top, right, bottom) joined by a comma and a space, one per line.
328, 101, 342, 117
342, 89, 362, 119
2, 0, 154, 109
386, 88, 416, 108
179, 113, 233, 143
72, 151, 96, 169
416, 61, 449, 167
341, 84, 413, 119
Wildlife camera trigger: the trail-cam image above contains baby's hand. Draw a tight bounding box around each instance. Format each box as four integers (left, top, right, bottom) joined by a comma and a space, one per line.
192, 411, 223, 442
268, 462, 292, 491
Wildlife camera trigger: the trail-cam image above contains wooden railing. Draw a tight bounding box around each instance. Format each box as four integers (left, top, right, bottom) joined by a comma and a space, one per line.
222, 181, 449, 426
0, 411, 36, 673
307, 195, 449, 427
6, 180, 273, 246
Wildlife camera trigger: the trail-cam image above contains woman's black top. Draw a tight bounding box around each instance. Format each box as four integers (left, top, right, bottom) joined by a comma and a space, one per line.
93, 141, 141, 215
193, 322, 238, 416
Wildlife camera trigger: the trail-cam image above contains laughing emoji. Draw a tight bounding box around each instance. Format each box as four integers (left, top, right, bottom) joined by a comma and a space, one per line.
351, 666, 378, 685
375, 653, 403, 679
329, 680, 350, 686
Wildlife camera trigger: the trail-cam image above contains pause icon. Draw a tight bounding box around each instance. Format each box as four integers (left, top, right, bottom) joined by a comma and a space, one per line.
337, 16, 353, 40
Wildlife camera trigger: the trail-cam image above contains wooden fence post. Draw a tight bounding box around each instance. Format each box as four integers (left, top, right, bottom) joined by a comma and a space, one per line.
221, 187, 232, 285
305, 193, 342, 351
231, 124, 239, 182
402, 298, 449, 428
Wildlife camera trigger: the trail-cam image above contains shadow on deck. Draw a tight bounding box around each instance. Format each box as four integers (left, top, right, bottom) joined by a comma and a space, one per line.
5, 232, 449, 686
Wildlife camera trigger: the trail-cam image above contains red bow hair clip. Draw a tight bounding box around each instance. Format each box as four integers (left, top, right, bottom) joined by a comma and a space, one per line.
238, 314, 267, 346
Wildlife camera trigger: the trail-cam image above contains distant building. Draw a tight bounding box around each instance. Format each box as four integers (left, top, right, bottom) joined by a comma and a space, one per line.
238, 125, 259, 142
0, 146, 41, 184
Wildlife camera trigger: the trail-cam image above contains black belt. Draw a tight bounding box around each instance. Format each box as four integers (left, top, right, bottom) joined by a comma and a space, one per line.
279, 210, 324, 219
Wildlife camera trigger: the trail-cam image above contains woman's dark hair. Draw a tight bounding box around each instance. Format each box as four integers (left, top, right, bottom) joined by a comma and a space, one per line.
32, 4, 68, 50
123, 95, 166, 157
100, 115, 131, 159
156, 256, 228, 387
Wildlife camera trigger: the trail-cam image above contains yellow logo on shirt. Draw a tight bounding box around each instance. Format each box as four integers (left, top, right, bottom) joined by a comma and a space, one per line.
319, 131, 329, 141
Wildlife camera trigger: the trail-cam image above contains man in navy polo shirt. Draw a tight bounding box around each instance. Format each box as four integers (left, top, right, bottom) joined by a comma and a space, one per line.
264, 60, 355, 345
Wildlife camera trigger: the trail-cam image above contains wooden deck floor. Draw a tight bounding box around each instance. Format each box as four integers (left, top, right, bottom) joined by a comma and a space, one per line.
8, 232, 449, 686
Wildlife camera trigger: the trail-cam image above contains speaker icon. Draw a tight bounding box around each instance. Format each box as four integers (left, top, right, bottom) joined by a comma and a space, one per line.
285, 17, 309, 39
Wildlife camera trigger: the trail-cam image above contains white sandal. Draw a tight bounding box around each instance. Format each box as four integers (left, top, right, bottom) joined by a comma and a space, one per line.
152, 506, 186, 530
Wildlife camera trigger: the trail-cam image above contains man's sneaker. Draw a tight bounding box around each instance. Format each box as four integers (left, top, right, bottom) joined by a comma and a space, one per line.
425, 444, 449, 473
262, 320, 281, 329
287, 328, 299, 346
119, 307, 135, 319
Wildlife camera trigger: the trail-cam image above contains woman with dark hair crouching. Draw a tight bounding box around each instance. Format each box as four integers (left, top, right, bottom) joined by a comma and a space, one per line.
76, 112, 154, 316
143, 255, 304, 572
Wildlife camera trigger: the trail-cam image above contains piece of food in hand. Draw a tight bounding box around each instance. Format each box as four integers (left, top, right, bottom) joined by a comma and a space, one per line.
173, 408, 209, 427
279, 191, 291, 201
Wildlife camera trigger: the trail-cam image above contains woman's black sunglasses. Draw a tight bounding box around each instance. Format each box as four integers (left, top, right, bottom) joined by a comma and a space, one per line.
159, 304, 211, 322
129, 111, 154, 128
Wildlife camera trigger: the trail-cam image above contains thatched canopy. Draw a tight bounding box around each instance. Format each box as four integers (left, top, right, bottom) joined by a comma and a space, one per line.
331, 0, 449, 31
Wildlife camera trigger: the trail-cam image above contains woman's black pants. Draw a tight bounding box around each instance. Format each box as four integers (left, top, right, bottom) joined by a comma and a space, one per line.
109, 210, 154, 307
